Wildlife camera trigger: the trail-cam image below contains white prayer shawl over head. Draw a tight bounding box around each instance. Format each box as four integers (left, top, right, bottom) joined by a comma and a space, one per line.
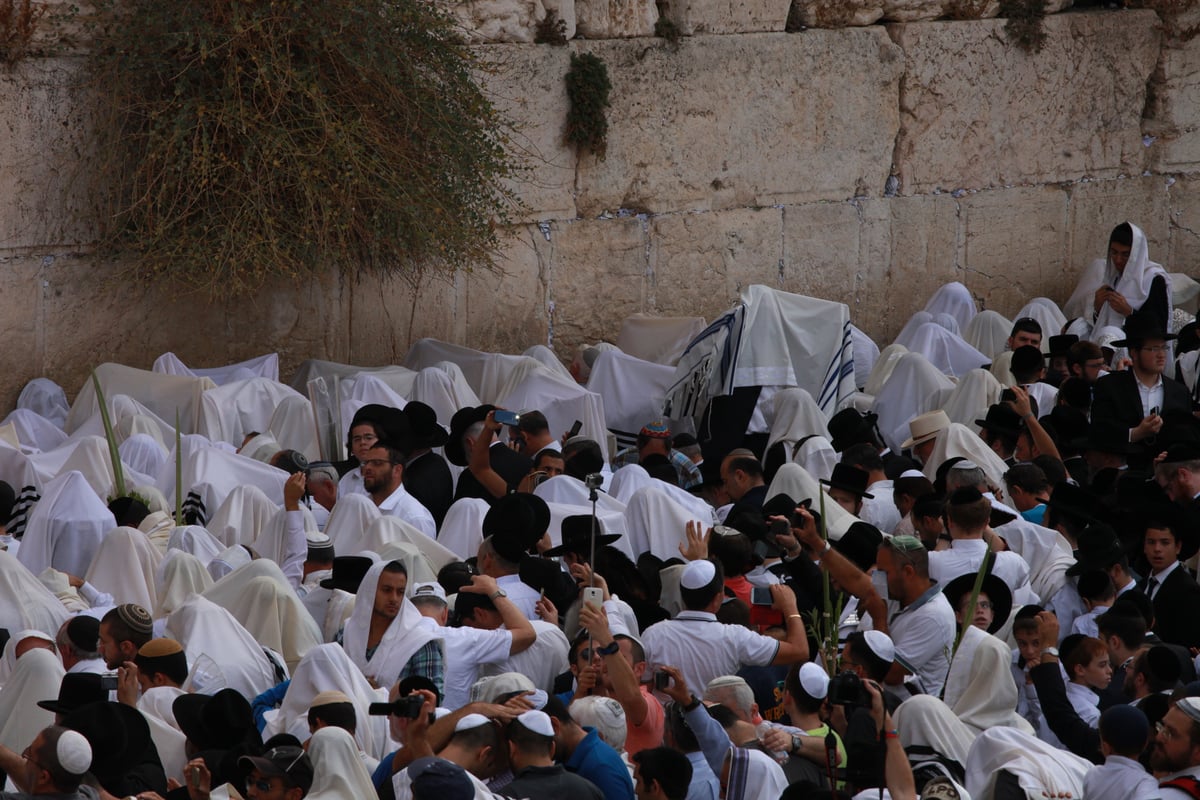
964, 309, 1014, 361
863, 344, 910, 398
0, 629, 55, 688
0, 646, 63, 753
119, 434, 169, 483
1, 408, 68, 454
924, 282, 979, 332
207, 545, 253, 582
338, 376, 408, 441
203, 559, 321, 672
262, 643, 390, 761
0, 550, 70, 636
342, 561, 443, 689
287, 359, 409, 395
156, 551, 215, 618
197, 377, 306, 449
1014, 298, 1068, 354
153, 352, 280, 384
374, 543, 440, 589
922, 422, 1011, 491
605, 467, 712, 527
1172, 272, 1200, 314
615, 313, 707, 366
267, 395, 321, 462
932, 313, 961, 336
894, 312, 935, 351
1065, 223, 1169, 335
993, 516, 1074, 604
964, 726, 1093, 800
585, 350, 676, 439
26, 436, 120, 503
324, 494, 383, 554
253, 504, 318, 567
66, 363, 216, 435
901, 323, 990, 379
67, 394, 176, 452
522, 345, 575, 382
988, 350, 1017, 389
85, 525, 163, 611
427, 499, 487, 564
169, 445, 286, 527
167, 525, 225, 567
305, 726, 379, 800
165, 595, 279, 698
725, 747, 788, 800
18, 378, 69, 430
894, 694, 976, 771
793, 437, 839, 485
765, 388, 830, 455
766, 463, 860, 540
872, 353, 956, 453
622, 486, 705, 560
38, 567, 90, 614
943, 626, 1033, 737
849, 325, 880, 390
407, 367, 479, 430
495, 367, 610, 463
18, 470, 116, 578
208, 484, 278, 547
942, 369, 1004, 429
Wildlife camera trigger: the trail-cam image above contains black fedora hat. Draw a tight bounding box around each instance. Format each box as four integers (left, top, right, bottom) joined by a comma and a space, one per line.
319, 555, 376, 592
975, 403, 1024, 439
1045, 406, 1089, 446
405, 401, 449, 450
826, 408, 877, 453
174, 688, 258, 753
820, 463, 873, 499
1046, 482, 1100, 524
833, 521, 883, 573
1113, 311, 1178, 348
1066, 522, 1127, 576
483, 493, 549, 563
1047, 334, 1079, 358
445, 405, 496, 467
61, 701, 152, 783
942, 571, 1013, 635
542, 515, 621, 557
37, 673, 107, 715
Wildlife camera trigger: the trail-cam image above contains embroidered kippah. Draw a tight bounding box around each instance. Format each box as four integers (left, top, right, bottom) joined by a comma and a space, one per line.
117, 603, 153, 636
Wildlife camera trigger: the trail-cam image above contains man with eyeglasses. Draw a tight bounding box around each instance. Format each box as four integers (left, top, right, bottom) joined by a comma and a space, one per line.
1151, 696, 1200, 798
238, 745, 314, 800
0, 726, 94, 798
360, 439, 437, 538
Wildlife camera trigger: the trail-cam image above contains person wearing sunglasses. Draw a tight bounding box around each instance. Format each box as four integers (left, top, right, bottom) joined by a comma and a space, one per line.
237, 745, 315, 800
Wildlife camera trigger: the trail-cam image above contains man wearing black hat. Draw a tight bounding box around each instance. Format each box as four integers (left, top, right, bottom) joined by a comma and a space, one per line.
819, 463, 873, 517
975, 403, 1025, 465
1010, 344, 1056, 415
402, 401, 455, 530
825, 408, 919, 480
475, 494, 549, 620
1091, 312, 1190, 447
447, 406, 532, 504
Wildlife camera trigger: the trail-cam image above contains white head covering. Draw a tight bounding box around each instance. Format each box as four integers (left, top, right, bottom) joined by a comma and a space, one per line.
583, 350, 676, 438
350, 517, 459, 574
305, 726, 379, 800
167, 525, 225, 566
0, 629, 56, 688
341, 561, 443, 689
765, 388, 829, 454
207, 544, 253, 582
324, 494, 382, 553
872, 353, 956, 453
793, 436, 838, 484
923, 282, 978, 331
963, 309, 1014, 360
203, 559, 321, 672
66, 364, 214, 436
765, 463, 859, 540
942, 369, 1003, 429
893, 694, 975, 770
921, 422, 1011, 491
1013, 298, 1067, 353
197, 377, 305, 449
900, 323, 989, 379
169, 445, 285, 527
849, 324, 881, 390
267, 395, 321, 462
84, 526, 163, 611
965, 726, 1092, 800
622, 486, 701, 560
26, 437, 119, 506
207, 484, 277, 547
253, 504, 319, 567
0, 550, 70, 636
408, 367, 479, 431
435, 498, 491, 562
943, 626, 1033, 736
725, 747, 788, 800
153, 352, 280, 384
0, 408, 68, 453
18, 470, 116, 578
893, 311, 935, 350
261, 643, 390, 761
932, 313, 961, 336
17, 378, 69, 430
863, 344, 909, 397
0, 646, 64, 752
155, 551, 214, 618
165, 595, 279, 698
119, 434, 169, 483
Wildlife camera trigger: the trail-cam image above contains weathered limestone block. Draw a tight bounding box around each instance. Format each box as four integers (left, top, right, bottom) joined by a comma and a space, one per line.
439, 0, 576, 44
575, 30, 904, 216
781, 202, 880, 305
880, 0, 1065, 22
890, 11, 1160, 195
0, 255, 46, 412
881, 0, 948, 22
1145, 33, 1200, 172
548, 217, 648, 353
454, 224, 551, 353
648, 207, 783, 319
959, 186, 1070, 314
575, 0, 658, 38
477, 46, 577, 221
1066, 176, 1171, 276
788, 0, 883, 28
1169, 177, 1200, 283
660, 0, 789, 35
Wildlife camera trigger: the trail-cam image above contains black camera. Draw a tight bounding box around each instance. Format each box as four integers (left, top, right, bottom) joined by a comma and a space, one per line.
827, 671, 870, 709
368, 694, 424, 719
653, 671, 671, 691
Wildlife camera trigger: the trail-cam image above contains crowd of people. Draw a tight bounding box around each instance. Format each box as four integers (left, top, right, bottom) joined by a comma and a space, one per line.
1, 220, 1200, 800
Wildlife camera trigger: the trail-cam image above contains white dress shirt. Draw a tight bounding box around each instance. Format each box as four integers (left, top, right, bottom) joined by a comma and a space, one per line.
415, 615, 513, 710
928, 538, 1037, 603
1083, 755, 1159, 800
377, 484, 437, 538
641, 610, 781, 694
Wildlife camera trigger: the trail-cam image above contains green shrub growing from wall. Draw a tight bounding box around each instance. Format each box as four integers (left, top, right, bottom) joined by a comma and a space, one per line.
86, 0, 519, 293
564, 52, 611, 159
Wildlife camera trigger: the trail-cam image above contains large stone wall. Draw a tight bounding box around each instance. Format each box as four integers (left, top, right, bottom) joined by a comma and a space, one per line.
1, 4, 1199, 413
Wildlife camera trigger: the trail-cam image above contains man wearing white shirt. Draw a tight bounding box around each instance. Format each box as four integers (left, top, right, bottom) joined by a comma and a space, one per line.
362, 441, 437, 538
840, 444, 901, 534
55, 617, 105, 675
474, 494, 548, 620
928, 487, 1037, 604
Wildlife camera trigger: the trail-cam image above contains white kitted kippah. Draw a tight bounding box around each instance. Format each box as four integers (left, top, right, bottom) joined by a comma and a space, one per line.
517, 710, 555, 737
1178, 696, 1200, 724
455, 713, 491, 732
528, 689, 548, 710
899, 469, 926, 479
56, 730, 92, 776
951, 460, 979, 471
798, 663, 829, 699
862, 630, 896, 663
680, 559, 716, 590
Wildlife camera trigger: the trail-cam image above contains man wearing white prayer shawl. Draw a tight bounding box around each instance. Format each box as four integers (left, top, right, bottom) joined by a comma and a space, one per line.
340, 560, 445, 694
965, 726, 1093, 800
0, 550, 70, 637
307, 725, 379, 800
1066, 222, 1171, 338
165, 595, 280, 699
0, 646, 62, 755
17, 470, 116, 579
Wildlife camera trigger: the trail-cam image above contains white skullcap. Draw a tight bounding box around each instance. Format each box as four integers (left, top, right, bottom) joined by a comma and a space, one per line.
311, 690, 352, 707
434, 707, 453, 721
455, 713, 491, 732
517, 710, 555, 737
469, 672, 537, 704
411, 582, 447, 603
899, 469, 926, 479
862, 630, 896, 663
1178, 697, 1200, 724
527, 689, 549, 710
56, 729, 92, 776
680, 559, 716, 590
706, 675, 751, 692
951, 460, 979, 471
798, 663, 829, 699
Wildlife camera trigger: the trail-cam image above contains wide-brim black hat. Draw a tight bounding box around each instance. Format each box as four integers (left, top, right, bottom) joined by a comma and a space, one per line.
1046, 481, 1100, 525
834, 521, 883, 573
319, 555, 376, 592
37, 672, 106, 715
61, 701, 151, 782
826, 408, 877, 452
542, 514, 621, 557
942, 571, 1013, 635
445, 405, 496, 467
975, 403, 1024, 439
1066, 522, 1126, 577
1047, 334, 1080, 358
483, 493, 549, 563
404, 401, 449, 449
819, 463, 873, 499
174, 688, 257, 752
1112, 311, 1178, 348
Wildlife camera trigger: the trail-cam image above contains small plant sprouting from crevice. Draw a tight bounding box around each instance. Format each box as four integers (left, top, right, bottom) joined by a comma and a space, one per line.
535, 10, 568, 45
0, 0, 45, 64
564, 51, 611, 160
1001, 0, 1048, 53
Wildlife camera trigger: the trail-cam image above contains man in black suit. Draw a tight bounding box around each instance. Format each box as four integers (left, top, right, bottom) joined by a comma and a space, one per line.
1137, 506, 1200, 649
1090, 313, 1191, 454
401, 401, 454, 530
447, 404, 532, 504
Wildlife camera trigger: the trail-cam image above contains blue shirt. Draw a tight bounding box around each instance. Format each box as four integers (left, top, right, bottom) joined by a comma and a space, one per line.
1020, 503, 1047, 525
564, 727, 635, 800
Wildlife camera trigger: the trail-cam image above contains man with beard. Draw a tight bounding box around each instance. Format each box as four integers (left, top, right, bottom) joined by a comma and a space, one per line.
360, 439, 436, 538
1151, 696, 1200, 797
